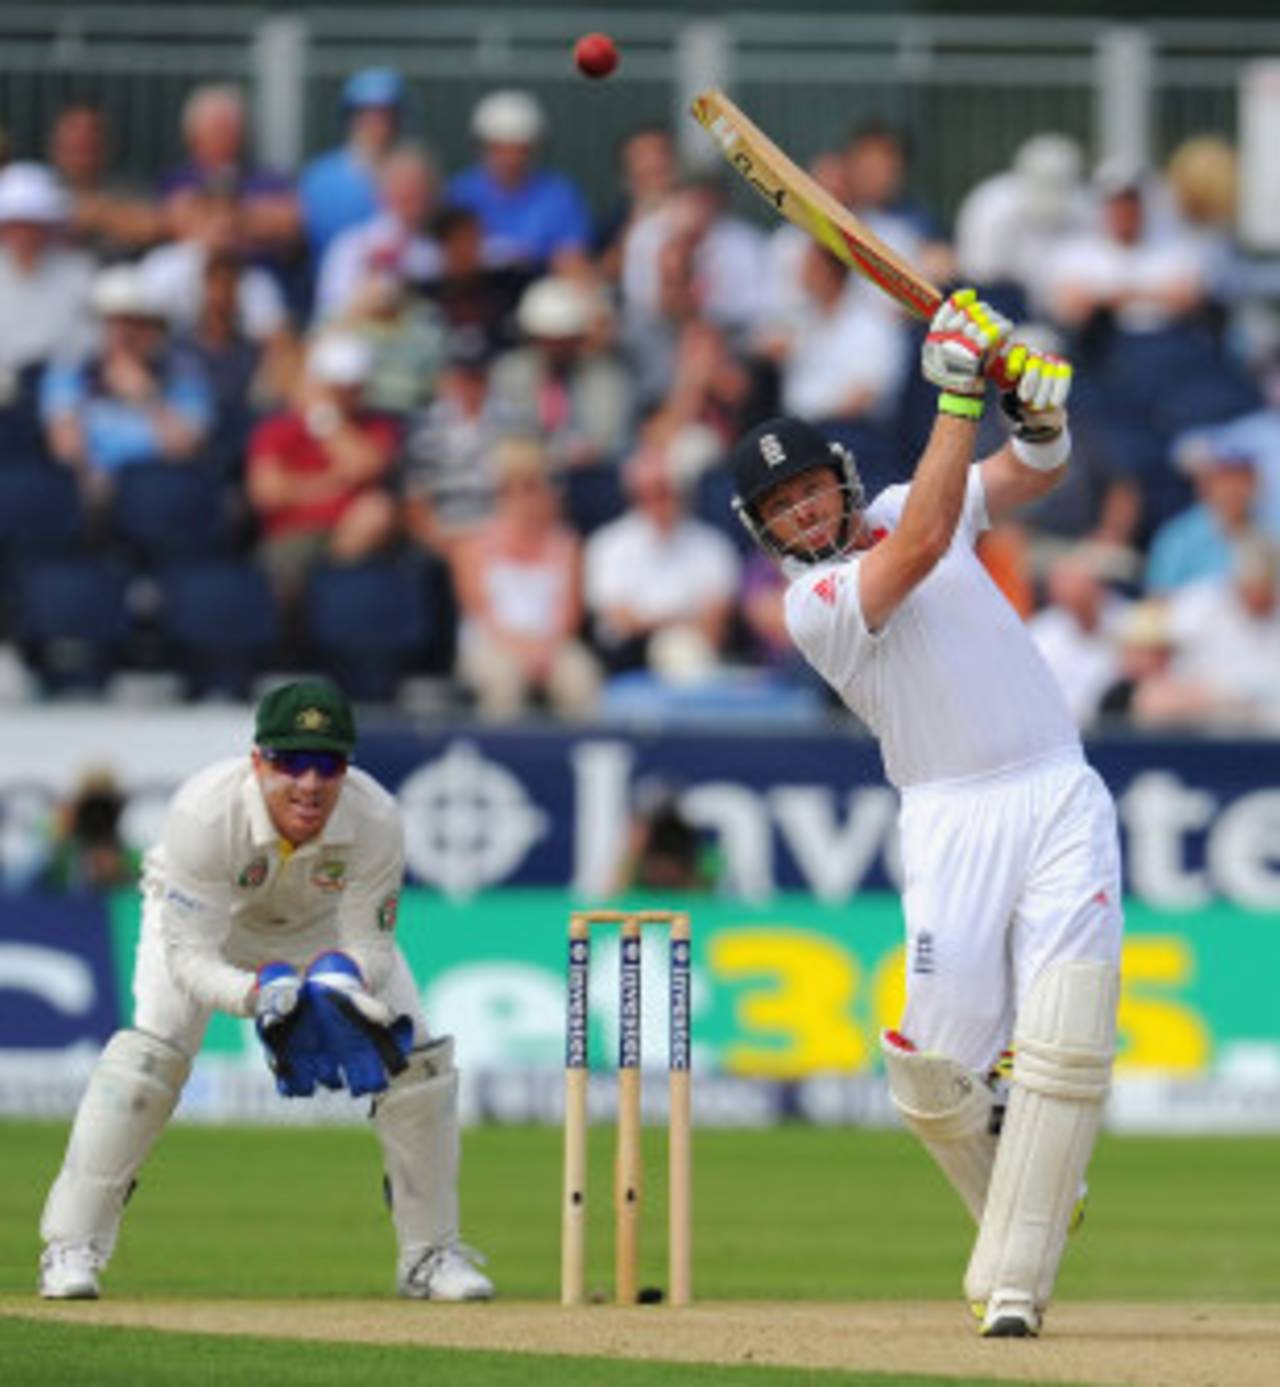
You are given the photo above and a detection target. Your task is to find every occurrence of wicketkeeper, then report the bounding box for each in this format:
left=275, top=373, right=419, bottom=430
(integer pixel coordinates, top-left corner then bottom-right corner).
left=728, top=291, right=1123, bottom=1337
left=39, top=678, right=493, bottom=1303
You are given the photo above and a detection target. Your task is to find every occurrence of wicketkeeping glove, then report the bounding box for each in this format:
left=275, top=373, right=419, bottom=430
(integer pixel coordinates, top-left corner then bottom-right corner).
left=995, top=341, right=1074, bottom=442
left=253, top=962, right=341, bottom=1098
left=303, top=952, right=413, bottom=1098
left=920, top=289, right=1013, bottom=397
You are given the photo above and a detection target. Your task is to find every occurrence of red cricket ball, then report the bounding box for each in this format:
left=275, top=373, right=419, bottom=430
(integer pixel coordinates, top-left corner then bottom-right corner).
left=574, top=32, right=619, bottom=80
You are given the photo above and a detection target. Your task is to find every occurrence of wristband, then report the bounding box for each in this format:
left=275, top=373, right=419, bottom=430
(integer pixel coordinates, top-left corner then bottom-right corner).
left=938, top=392, right=984, bottom=420
left=1012, top=428, right=1071, bottom=472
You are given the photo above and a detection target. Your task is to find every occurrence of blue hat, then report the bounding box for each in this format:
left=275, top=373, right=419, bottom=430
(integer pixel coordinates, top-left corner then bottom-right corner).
left=342, top=68, right=405, bottom=111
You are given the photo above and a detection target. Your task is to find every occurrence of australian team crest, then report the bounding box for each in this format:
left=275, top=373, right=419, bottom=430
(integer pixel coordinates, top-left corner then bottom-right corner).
left=296, top=706, right=330, bottom=734
left=312, top=859, right=348, bottom=893
left=237, top=856, right=269, bottom=889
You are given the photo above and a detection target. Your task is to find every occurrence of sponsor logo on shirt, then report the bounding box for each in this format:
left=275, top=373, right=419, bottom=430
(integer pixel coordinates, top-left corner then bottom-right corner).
left=912, top=930, right=935, bottom=975
left=165, top=886, right=201, bottom=913
left=377, top=892, right=400, bottom=932
left=812, top=574, right=841, bottom=607
left=312, top=859, right=348, bottom=893
left=237, top=856, right=269, bottom=889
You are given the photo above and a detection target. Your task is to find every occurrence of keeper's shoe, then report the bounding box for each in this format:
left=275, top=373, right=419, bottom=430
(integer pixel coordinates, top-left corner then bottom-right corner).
left=980, top=1291, right=1041, bottom=1339
left=39, top=1242, right=103, bottom=1300
left=398, top=1240, right=494, bottom=1301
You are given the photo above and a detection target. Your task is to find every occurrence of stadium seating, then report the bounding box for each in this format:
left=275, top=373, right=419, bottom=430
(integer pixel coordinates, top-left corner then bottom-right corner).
left=160, top=561, right=280, bottom=698
left=0, top=463, right=84, bottom=559
left=110, top=462, right=230, bottom=568
left=14, top=558, right=131, bottom=692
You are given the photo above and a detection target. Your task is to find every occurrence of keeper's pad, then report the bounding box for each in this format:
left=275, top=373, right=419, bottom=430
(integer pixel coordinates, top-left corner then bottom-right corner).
left=41, top=1029, right=191, bottom=1252
left=372, top=1037, right=460, bottom=1256
left=965, top=959, right=1118, bottom=1312
left=882, top=1031, right=998, bottom=1224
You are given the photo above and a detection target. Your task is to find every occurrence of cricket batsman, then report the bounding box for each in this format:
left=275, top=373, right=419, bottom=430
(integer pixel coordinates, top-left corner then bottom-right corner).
left=728, top=291, right=1121, bottom=1337
left=38, top=678, right=494, bottom=1303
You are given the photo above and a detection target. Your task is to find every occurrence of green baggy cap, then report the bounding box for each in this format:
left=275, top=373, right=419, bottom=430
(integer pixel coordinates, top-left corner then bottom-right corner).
left=254, top=679, right=357, bottom=754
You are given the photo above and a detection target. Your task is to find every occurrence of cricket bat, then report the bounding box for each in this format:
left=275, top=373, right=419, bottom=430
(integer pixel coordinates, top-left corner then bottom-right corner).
left=690, top=89, right=943, bottom=321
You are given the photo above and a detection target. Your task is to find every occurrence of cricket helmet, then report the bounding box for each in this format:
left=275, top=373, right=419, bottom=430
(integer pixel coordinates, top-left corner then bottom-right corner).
left=728, top=416, right=866, bottom=565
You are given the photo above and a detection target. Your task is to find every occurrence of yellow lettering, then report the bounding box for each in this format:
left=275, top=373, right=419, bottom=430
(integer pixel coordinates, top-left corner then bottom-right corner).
left=1117, top=937, right=1209, bottom=1073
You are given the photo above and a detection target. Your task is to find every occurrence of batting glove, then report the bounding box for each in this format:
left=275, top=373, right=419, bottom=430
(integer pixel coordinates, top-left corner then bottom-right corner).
left=995, top=341, right=1074, bottom=442
left=253, top=962, right=340, bottom=1098
left=304, top=952, right=413, bottom=1098
left=920, top=289, right=1013, bottom=398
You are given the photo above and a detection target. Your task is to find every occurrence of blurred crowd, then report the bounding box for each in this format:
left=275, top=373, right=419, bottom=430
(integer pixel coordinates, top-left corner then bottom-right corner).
left=3, top=72, right=1280, bottom=732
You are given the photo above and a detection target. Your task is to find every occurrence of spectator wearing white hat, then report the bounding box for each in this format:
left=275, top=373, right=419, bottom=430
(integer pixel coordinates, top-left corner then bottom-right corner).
left=247, top=331, right=400, bottom=603
left=446, top=90, right=592, bottom=273
left=40, top=264, right=213, bottom=499
left=300, top=67, right=407, bottom=259
left=489, top=275, right=629, bottom=469
left=314, top=143, right=443, bottom=320
left=0, top=162, right=96, bottom=381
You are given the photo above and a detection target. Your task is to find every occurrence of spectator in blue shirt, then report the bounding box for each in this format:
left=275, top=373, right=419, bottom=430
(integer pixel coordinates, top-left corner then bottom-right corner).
left=447, top=90, right=592, bottom=274
left=1146, top=445, right=1262, bottom=594
left=299, top=67, right=406, bottom=261
left=41, top=264, right=213, bottom=502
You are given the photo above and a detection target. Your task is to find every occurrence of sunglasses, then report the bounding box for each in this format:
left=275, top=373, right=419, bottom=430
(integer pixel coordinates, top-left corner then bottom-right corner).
left=262, top=749, right=348, bottom=779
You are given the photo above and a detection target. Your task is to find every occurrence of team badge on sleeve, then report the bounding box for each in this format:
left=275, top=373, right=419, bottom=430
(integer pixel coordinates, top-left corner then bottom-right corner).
left=377, top=893, right=400, bottom=932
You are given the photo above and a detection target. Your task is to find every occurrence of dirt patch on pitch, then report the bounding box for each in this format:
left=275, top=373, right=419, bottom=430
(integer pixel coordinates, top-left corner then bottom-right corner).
left=6, top=1298, right=1279, bottom=1385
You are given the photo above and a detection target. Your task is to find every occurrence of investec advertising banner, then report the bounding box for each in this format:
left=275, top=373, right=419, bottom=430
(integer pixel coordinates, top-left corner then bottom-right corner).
left=0, top=707, right=1278, bottom=1129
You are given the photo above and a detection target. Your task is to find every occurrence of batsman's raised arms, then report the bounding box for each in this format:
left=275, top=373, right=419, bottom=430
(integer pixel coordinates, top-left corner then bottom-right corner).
left=690, top=88, right=943, bottom=320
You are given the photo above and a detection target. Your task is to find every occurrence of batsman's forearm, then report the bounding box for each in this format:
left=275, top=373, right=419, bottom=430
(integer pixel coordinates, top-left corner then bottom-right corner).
left=896, top=413, right=980, bottom=561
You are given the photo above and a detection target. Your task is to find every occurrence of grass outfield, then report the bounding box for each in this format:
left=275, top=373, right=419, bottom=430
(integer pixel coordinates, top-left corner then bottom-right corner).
left=2, top=1121, right=1277, bottom=1385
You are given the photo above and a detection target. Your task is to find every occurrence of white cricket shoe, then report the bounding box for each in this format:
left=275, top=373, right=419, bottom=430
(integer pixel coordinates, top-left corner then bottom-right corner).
left=398, top=1241, right=494, bottom=1301
left=39, top=1242, right=104, bottom=1300
left=980, top=1290, right=1041, bottom=1338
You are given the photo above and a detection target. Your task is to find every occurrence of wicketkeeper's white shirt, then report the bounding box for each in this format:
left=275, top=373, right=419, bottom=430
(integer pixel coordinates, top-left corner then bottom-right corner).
left=142, top=758, right=405, bottom=1018
left=785, top=468, right=1080, bottom=789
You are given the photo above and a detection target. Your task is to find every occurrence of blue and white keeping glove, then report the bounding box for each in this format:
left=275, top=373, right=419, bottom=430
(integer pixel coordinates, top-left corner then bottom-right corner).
left=253, top=962, right=340, bottom=1098
left=303, top=952, right=413, bottom=1098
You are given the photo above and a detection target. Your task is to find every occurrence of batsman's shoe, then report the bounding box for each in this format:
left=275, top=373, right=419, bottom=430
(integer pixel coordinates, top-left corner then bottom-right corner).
left=39, top=1241, right=104, bottom=1300
left=398, top=1241, right=494, bottom=1301
left=980, top=1291, right=1041, bottom=1339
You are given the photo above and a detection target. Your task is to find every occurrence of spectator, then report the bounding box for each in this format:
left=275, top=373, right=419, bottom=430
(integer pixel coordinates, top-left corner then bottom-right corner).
left=1164, top=135, right=1239, bottom=296
left=246, top=332, right=399, bottom=606
left=0, top=163, right=95, bottom=380
left=643, top=317, right=758, bottom=459
left=419, top=204, right=525, bottom=350
left=1138, top=536, right=1280, bottom=729
left=140, top=175, right=292, bottom=346
left=175, top=251, right=276, bottom=478
left=299, top=67, right=405, bottom=259
left=315, top=144, right=442, bottom=319
left=448, top=90, right=592, bottom=274
left=38, top=769, right=140, bottom=893
left=1027, top=549, right=1129, bottom=727
left=842, top=120, right=953, bottom=284
left=48, top=101, right=165, bottom=257
left=337, top=266, right=447, bottom=419
left=489, top=275, right=629, bottom=469
left=402, top=328, right=526, bottom=559
left=1045, top=161, right=1205, bottom=335
left=762, top=150, right=850, bottom=326
left=596, top=125, right=680, bottom=280
left=623, top=177, right=768, bottom=351
left=762, top=243, right=907, bottom=425
left=41, top=265, right=213, bottom=501
left=1096, top=598, right=1177, bottom=723
left=613, top=780, right=716, bottom=893
left=1146, top=445, right=1262, bottom=594
left=584, top=445, right=741, bottom=674
left=160, top=84, right=299, bottom=261
left=955, top=134, right=1090, bottom=315
left=451, top=436, right=600, bottom=719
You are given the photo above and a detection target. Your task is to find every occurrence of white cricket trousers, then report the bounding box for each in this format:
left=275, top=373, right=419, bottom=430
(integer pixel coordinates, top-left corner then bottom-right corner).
left=132, top=900, right=429, bottom=1059
left=896, top=748, right=1123, bottom=1077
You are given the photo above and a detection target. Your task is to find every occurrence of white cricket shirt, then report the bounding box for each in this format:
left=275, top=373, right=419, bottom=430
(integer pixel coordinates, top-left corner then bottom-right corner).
left=142, top=758, right=405, bottom=1016
left=785, top=468, right=1080, bottom=788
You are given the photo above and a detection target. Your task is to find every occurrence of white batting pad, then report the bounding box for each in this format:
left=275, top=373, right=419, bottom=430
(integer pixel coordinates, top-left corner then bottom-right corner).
left=882, top=1031, right=998, bottom=1223
left=965, top=960, right=1119, bottom=1312
left=373, top=1036, right=460, bottom=1257
left=41, top=1028, right=191, bottom=1251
